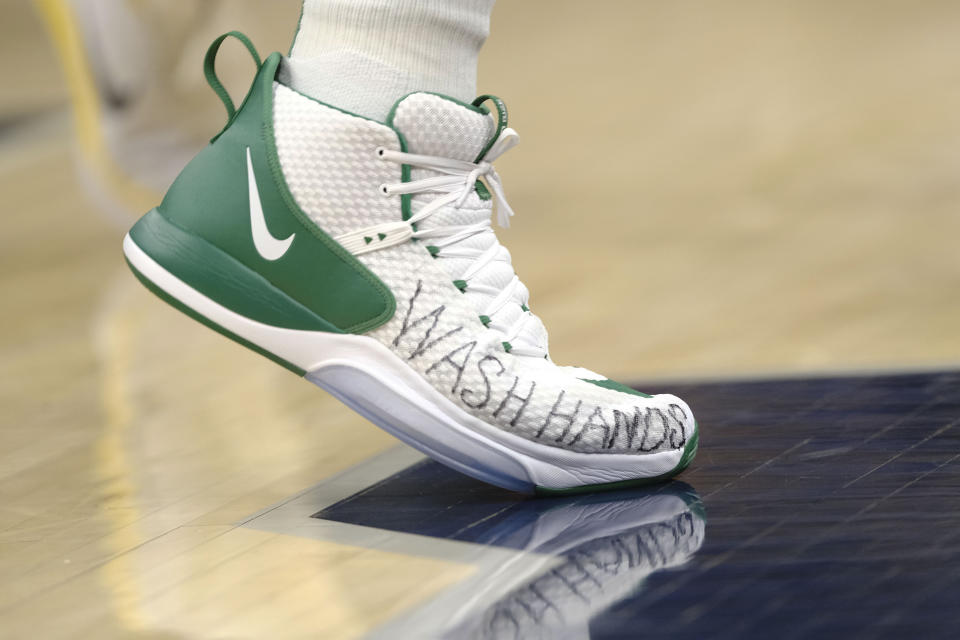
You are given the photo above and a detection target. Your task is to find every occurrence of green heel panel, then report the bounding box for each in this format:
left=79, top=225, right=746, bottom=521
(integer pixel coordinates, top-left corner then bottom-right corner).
left=146, top=34, right=395, bottom=335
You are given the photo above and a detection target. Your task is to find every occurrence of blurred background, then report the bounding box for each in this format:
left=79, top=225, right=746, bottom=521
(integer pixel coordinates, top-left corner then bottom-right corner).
left=2, top=1, right=959, bottom=637
left=7, top=0, right=960, bottom=382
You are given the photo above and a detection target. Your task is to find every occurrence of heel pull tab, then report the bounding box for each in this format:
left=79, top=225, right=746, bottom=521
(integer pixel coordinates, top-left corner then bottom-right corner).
left=471, top=95, right=509, bottom=162
left=203, top=31, right=262, bottom=124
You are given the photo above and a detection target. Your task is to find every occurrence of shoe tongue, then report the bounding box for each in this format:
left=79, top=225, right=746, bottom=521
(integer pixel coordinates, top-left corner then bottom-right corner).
left=388, top=93, right=548, bottom=357
left=388, top=92, right=497, bottom=162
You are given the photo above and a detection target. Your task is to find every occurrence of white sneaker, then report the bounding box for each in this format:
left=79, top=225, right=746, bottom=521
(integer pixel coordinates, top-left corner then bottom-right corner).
left=122, top=32, right=699, bottom=494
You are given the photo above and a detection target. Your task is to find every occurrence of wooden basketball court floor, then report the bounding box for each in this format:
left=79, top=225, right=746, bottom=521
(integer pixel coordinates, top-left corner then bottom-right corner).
left=2, top=1, right=959, bottom=638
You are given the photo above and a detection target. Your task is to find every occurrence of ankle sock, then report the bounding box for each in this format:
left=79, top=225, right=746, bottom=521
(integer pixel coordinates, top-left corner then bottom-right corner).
left=285, top=0, right=495, bottom=122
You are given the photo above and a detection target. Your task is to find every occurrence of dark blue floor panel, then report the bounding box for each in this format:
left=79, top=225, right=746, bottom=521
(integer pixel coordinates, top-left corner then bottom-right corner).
left=316, top=371, right=960, bottom=639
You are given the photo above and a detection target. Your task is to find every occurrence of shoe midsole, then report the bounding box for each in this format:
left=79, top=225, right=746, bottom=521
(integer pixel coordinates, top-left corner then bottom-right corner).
left=123, top=232, right=687, bottom=491
left=129, top=208, right=342, bottom=333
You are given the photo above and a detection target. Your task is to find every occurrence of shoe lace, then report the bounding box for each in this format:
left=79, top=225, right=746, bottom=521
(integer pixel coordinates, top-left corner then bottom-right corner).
left=335, top=128, right=547, bottom=358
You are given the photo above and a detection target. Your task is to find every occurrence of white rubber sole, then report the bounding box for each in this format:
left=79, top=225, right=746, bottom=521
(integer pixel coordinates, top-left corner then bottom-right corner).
left=123, top=233, right=690, bottom=493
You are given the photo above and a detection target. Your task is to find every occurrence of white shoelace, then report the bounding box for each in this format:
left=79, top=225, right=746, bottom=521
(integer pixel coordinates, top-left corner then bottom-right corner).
left=335, top=128, right=547, bottom=358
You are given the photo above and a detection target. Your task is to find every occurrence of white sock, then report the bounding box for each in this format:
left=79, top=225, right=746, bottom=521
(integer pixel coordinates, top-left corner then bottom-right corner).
left=285, top=0, right=495, bottom=122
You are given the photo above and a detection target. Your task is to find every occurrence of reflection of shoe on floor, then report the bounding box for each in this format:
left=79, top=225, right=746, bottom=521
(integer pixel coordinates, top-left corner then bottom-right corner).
left=453, top=486, right=705, bottom=640
left=122, top=32, right=699, bottom=493
left=36, top=0, right=217, bottom=218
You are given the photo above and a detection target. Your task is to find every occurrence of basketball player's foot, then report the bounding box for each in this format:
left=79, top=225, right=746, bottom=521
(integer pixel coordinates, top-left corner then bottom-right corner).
left=122, top=33, right=699, bottom=494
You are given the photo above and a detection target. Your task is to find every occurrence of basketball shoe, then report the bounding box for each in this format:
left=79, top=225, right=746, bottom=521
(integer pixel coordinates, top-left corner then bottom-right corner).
left=122, top=32, right=699, bottom=494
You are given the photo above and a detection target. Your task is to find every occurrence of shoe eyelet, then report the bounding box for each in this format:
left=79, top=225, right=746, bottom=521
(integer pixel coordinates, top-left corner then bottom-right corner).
left=379, top=184, right=390, bottom=196
left=375, top=147, right=386, bottom=158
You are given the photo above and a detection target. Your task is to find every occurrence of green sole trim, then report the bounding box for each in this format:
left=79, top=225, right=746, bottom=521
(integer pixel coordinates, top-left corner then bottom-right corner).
left=131, top=209, right=342, bottom=333
left=125, top=256, right=306, bottom=376
left=534, top=423, right=699, bottom=497
left=582, top=378, right=652, bottom=398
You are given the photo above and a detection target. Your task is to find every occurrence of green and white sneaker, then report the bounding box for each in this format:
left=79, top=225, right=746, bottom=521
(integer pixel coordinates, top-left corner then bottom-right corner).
left=122, top=33, right=699, bottom=494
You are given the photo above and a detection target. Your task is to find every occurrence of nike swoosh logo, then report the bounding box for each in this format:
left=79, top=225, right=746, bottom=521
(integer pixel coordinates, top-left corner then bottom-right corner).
left=247, top=147, right=294, bottom=260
